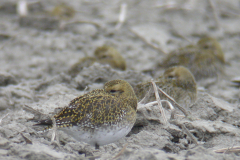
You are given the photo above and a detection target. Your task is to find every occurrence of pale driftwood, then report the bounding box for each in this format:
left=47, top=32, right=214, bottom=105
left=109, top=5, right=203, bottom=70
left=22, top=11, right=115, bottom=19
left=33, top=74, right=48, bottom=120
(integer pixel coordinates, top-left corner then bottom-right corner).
left=130, top=28, right=167, bottom=54
left=157, top=86, right=190, bottom=118
left=0, top=113, right=9, bottom=124
left=139, top=87, right=153, bottom=104
left=51, top=117, right=60, bottom=147
left=59, top=20, right=101, bottom=30
left=181, top=124, right=198, bottom=145
left=115, top=3, right=127, bottom=30
left=151, top=80, right=168, bottom=124
left=111, top=143, right=128, bottom=160
left=17, top=0, right=28, bottom=17
left=214, top=146, right=240, bottom=154
left=208, top=0, right=222, bottom=30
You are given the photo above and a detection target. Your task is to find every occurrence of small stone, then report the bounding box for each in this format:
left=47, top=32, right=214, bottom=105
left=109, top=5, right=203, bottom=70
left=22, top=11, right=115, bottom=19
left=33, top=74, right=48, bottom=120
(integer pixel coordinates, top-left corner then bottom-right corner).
left=71, top=24, right=98, bottom=37
left=0, top=72, right=17, bottom=86
left=0, top=136, right=9, bottom=149
left=209, top=94, right=234, bottom=112
left=0, top=149, right=8, bottom=155
left=0, top=97, right=9, bottom=111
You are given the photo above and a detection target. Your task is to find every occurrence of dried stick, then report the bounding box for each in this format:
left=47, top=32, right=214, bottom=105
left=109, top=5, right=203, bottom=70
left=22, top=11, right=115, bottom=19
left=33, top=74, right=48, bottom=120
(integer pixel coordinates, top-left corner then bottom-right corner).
left=51, top=117, right=60, bottom=147
left=115, top=3, right=127, bottom=30
left=130, top=29, right=167, bottom=54
left=157, top=87, right=190, bottom=117
left=139, top=87, right=153, bottom=104
left=0, top=113, right=9, bottom=124
left=154, top=0, right=194, bottom=10
left=181, top=124, right=198, bottom=145
left=23, top=105, right=44, bottom=116
left=83, top=86, right=89, bottom=94
left=17, top=0, right=28, bottom=17
left=111, top=143, right=128, bottom=160
left=214, top=146, right=240, bottom=154
left=154, top=1, right=177, bottom=9
left=59, top=20, right=101, bottom=30
left=21, top=133, right=33, bottom=144
left=171, top=29, right=193, bottom=44
left=161, top=100, right=176, bottom=120
left=208, top=0, right=221, bottom=29
left=151, top=80, right=168, bottom=124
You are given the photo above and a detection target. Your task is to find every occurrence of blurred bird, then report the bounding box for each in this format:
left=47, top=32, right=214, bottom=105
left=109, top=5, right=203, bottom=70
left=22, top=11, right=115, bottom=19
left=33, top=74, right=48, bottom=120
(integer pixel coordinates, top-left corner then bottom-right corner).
left=94, top=45, right=126, bottom=71
left=68, top=57, right=96, bottom=77
left=68, top=45, right=126, bottom=77
left=50, top=3, right=76, bottom=20
left=231, top=76, right=240, bottom=88
left=35, top=79, right=137, bottom=149
left=158, top=37, right=225, bottom=80
left=134, top=66, right=197, bottom=107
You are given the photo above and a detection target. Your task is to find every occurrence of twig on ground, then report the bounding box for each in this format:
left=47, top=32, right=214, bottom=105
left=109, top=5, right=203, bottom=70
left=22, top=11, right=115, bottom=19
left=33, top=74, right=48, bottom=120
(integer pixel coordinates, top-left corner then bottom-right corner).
left=181, top=124, right=198, bottom=145
left=151, top=80, right=168, bottom=124
left=17, top=0, right=28, bottom=17
left=214, top=146, right=240, bottom=154
left=83, top=86, right=89, bottom=94
left=115, top=3, right=127, bottom=30
left=0, top=113, right=9, bottom=124
left=21, top=133, right=33, bottom=144
left=139, top=87, right=153, bottom=104
left=22, top=105, right=46, bottom=120
left=51, top=117, right=60, bottom=147
left=59, top=20, right=101, bottom=30
left=130, top=29, right=167, bottom=54
left=111, top=143, right=128, bottom=160
left=154, top=0, right=194, bottom=11
left=171, top=29, right=193, bottom=44
left=154, top=1, right=177, bottom=9
left=208, top=0, right=221, bottom=29
left=157, top=86, right=190, bottom=118
left=161, top=100, right=176, bottom=120
left=23, top=105, right=44, bottom=116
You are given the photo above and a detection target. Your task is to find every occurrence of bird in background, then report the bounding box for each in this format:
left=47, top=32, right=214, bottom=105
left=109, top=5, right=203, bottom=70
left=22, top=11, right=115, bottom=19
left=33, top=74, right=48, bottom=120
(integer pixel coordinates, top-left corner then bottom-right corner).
left=68, top=45, right=126, bottom=77
left=35, top=79, right=137, bottom=149
left=134, top=66, right=197, bottom=108
left=158, top=37, right=225, bottom=81
left=50, top=3, right=76, bottom=20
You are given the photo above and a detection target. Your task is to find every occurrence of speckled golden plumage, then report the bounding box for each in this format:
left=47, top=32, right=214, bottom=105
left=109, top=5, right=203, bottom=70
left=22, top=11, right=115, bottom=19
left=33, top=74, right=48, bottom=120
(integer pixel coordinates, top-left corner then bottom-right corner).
left=134, top=66, right=197, bottom=107
left=68, top=45, right=126, bottom=77
left=159, top=37, right=225, bottom=80
left=37, top=79, right=137, bottom=148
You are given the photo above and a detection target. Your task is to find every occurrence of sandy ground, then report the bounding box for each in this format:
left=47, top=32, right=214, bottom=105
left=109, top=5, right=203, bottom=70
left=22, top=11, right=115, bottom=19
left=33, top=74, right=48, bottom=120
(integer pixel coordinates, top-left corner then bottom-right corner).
left=0, top=0, right=240, bottom=159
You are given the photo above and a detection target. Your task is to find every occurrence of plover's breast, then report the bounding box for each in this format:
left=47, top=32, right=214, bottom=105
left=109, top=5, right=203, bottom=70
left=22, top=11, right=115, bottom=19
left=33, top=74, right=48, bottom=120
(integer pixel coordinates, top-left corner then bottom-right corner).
left=61, top=119, right=135, bottom=146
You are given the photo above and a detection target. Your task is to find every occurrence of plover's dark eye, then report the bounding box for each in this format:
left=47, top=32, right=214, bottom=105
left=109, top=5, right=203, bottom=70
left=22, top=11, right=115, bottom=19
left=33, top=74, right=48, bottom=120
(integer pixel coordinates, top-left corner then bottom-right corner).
left=168, top=76, right=174, bottom=79
left=110, top=90, right=117, bottom=93
left=202, top=44, right=210, bottom=49
left=101, top=55, right=110, bottom=59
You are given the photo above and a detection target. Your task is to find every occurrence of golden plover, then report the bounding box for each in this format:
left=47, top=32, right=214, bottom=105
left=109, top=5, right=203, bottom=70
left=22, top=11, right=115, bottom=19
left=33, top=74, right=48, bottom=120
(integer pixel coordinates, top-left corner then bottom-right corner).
left=36, top=79, right=137, bottom=149
left=159, top=37, right=224, bottom=80
left=134, top=66, right=197, bottom=107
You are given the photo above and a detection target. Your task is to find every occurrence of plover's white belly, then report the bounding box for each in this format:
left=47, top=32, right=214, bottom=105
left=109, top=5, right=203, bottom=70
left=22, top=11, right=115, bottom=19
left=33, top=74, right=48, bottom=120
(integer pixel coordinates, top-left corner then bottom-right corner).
left=61, top=123, right=134, bottom=146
